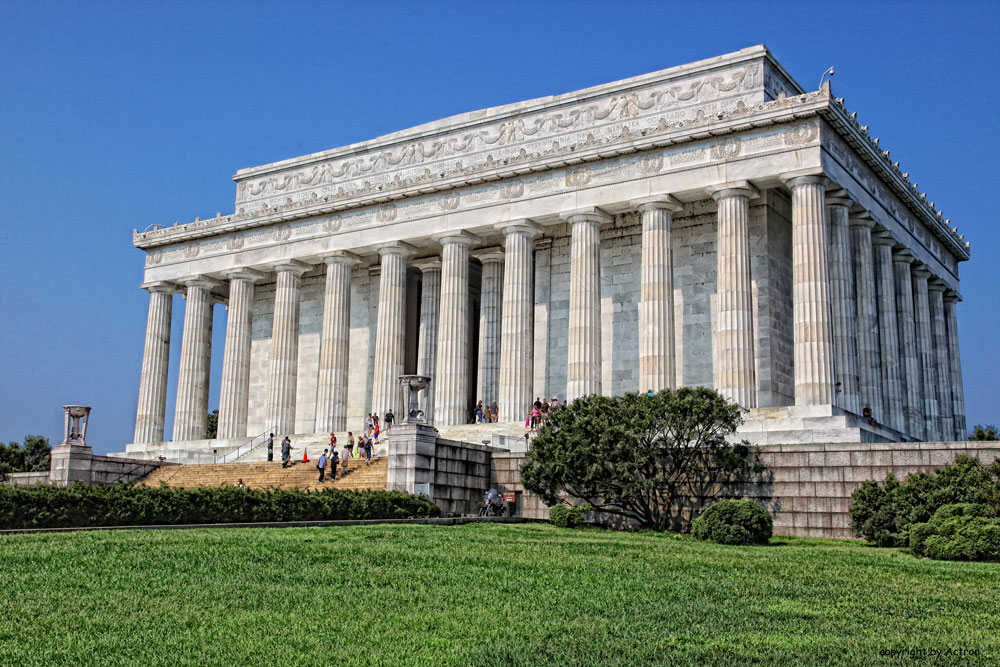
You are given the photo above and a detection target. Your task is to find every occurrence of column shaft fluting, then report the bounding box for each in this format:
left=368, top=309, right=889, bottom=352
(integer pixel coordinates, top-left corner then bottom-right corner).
left=872, top=237, right=905, bottom=433
left=372, top=246, right=410, bottom=421
left=712, top=188, right=756, bottom=408
left=415, top=259, right=441, bottom=424
left=435, top=235, right=474, bottom=425
left=893, top=252, right=923, bottom=439
left=827, top=195, right=860, bottom=413
left=134, top=284, right=174, bottom=443
left=315, top=253, right=358, bottom=433
left=788, top=176, right=835, bottom=406
left=911, top=268, right=939, bottom=440
left=637, top=199, right=680, bottom=393
left=566, top=213, right=604, bottom=401
left=944, top=294, right=966, bottom=440
left=475, top=251, right=504, bottom=407
left=266, top=262, right=308, bottom=435
left=217, top=271, right=261, bottom=439
left=173, top=279, right=215, bottom=441
left=928, top=285, right=954, bottom=441
left=498, top=222, right=539, bottom=421
left=850, top=217, right=883, bottom=422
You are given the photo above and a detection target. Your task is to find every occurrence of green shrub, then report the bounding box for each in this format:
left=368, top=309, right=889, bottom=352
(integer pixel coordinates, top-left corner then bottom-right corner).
left=908, top=503, right=1000, bottom=561
left=691, top=500, right=772, bottom=545
left=849, top=456, right=1000, bottom=547
left=549, top=503, right=591, bottom=528
left=0, top=484, right=440, bottom=530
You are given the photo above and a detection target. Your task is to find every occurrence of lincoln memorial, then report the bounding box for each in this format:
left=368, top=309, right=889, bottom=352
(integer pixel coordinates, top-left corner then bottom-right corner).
left=117, top=46, right=969, bottom=460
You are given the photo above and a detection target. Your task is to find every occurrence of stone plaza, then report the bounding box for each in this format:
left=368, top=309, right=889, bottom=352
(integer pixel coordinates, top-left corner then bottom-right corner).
left=115, top=45, right=969, bottom=462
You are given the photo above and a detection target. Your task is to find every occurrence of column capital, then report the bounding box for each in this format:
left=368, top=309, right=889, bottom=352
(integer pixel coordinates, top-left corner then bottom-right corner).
left=180, top=275, right=221, bottom=291
left=322, top=250, right=361, bottom=267
left=272, top=259, right=311, bottom=276
left=911, top=263, right=932, bottom=280
left=825, top=189, right=854, bottom=209
left=943, top=289, right=962, bottom=303
left=496, top=219, right=542, bottom=238
left=871, top=231, right=897, bottom=247
left=707, top=181, right=759, bottom=201
left=927, top=279, right=948, bottom=293
left=141, top=280, right=178, bottom=294
left=560, top=206, right=611, bottom=225
left=412, top=257, right=442, bottom=273
left=225, top=268, right=265, bottom=283
left=376, top=241, right=418, bottom=258
left=849, top=211, right=877, bottom=230
left=433, top=230, right=480, bottom=247
left=779, top=170, right=829, bottom=189
left=631, top=194, right=683, bottom=213
left=472, top=247, right=505, bottom=264
left=891, top=248, right=915, bottom=265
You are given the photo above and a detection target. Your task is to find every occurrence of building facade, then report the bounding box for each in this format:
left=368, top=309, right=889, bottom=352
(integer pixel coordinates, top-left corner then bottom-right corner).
left=126, top=46, right=969, bottom=455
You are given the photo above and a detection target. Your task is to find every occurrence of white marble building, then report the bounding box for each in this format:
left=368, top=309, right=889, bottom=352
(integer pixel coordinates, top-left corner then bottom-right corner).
left=123, top=46, right=969, bottom=457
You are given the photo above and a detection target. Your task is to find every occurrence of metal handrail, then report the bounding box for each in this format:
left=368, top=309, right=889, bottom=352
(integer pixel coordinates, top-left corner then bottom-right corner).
left=108, top=460, right=163, bottom=485
left=215, top=428, right=275, bottom=464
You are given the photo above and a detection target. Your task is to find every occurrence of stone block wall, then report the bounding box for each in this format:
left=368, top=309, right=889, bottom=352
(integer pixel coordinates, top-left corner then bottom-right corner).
left=488, top=442, right=1000, bottom=537
left=2, top=471, right=51, bottom=486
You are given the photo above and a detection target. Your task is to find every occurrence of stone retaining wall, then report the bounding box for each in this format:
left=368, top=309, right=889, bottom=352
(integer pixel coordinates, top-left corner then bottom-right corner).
left=490, top=442, right=1000, bottom=538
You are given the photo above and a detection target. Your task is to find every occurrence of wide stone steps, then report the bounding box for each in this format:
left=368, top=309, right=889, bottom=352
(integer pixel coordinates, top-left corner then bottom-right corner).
left=140, top=457, right=387, bottom=492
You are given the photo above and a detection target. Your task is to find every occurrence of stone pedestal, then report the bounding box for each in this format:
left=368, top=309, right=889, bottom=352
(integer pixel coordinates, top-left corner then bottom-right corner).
left=386, top=422, right=439, bottom=497
left=49, top=444, right=95, bottom=486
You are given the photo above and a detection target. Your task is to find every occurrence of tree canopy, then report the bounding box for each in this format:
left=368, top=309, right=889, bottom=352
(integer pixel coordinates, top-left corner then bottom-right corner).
left=969, top=424, right=999, bottom=442
left=0, top=436, right=51, bottom=481
left=520, top=388, right=765, bottom=530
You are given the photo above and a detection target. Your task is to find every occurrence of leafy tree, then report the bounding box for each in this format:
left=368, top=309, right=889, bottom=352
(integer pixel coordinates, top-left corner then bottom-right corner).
left=969, top=424, right=999, bottom=441
left=207, top=410, right=219, bottom=439
left=0, top=436, right=50, bottom=480
left=520, top=388, right=766, bottom=530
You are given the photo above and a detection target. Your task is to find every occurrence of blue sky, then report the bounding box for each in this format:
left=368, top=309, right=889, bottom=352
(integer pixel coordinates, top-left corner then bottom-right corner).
left=1, top=1, right=997, bottom=454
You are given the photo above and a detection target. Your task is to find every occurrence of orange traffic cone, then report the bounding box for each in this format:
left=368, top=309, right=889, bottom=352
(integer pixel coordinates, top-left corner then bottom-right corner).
left=302, top=449, right=309, bottom=463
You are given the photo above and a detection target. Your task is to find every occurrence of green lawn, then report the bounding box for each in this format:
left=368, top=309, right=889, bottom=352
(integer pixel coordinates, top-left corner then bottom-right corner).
left=0, top=523, right=997, bottom=665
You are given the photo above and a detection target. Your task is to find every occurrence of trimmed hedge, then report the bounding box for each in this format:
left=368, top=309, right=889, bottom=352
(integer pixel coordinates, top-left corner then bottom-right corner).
left=849, top=456, right=1000, bottom=547
left=0, top=483, right=440, bottom=530
left=691, top=500, right=772, bottom=545
left=909, top=503, right=1000, bottom=562
left=549, top=503, right=591, bottom=528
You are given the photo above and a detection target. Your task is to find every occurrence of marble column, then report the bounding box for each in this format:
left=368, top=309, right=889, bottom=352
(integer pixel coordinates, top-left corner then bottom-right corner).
left=414, top=258, right=442, bottom=424
left=265, top=261, right=310, bottom=436
left=217, top=269, right=263, bottom=440
left=928, top=282, right=954, bottom=441
left=315, top=252, right=359, bottom=434
left=849, top=214, right=883, bottom=423
left=497, top=221, right=540, bottom=422
left=826, top=191, right=860, bottom=414
left=944, top=292, right=966, bottom=440
left=372, top=243, right=414, bottom=422
left=434, top=232, right=477, bottom=426
left=911, top=264, right=939, bottom=441
left=893, top=250, right=923, bottom=440
left=786, top=175, right=835, bottom=406
left=134, top=282, right=175, bottom=444
left=173, top=277, right=217, bottom=442
left=634, top=196, right=683, bottom=393
left=564, top=208, right=607, bottom=401
left=710, top=184, right=757, bottom=408
left=474, top=248, right=504, bottom=408
left=872, top=233, right=905, bottom=432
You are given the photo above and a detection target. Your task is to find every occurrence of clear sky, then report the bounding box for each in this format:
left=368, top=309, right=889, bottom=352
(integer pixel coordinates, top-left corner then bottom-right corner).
left=1, top=1, right=997, bottom=454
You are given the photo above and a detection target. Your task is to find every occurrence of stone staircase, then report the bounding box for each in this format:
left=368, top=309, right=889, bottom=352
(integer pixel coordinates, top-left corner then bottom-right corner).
left=140, top=456, right=387, bottom=492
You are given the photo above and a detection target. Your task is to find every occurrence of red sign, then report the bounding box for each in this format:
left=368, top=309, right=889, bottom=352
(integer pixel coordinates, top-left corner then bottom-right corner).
left=502, top=491, right=516, bottom=503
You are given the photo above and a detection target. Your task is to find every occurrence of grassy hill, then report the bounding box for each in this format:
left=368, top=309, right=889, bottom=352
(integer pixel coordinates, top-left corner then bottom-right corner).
left=1, top=523, right=997, bottom=665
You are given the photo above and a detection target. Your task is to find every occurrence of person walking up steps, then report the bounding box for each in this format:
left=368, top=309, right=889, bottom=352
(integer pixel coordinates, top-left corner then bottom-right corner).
left=384, top=409, right=394, bottom=431
left=317, top=449, right=328, bottom=483
left=280, top=436, right=292, bottom=468
left=266, top=433, right=274, bottom=462
left=345, top=431, right=354, bottom=459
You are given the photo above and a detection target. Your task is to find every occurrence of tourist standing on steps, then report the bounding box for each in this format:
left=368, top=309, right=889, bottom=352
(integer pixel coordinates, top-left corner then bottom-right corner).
left=266, top=433, right=274, bottom=461
left=366, top=413, right=374, bottom=436
left=475, top=401, right=484, bottom=423
left=345, top=431, right=355, bottom=459
left=491, top=400, right=499, bottom=423
left=280, top=436, right=292, bottom=468
left=329, top=448, right=339, bottom=481
left=363, top=434, right=373, bottom=464
left=384, top=409, right=394, bottom=431
left=317, top=449, right=328, bottom=483
left=329, top=432, right=337, bottom=451
left=373, top=420, right=380, bottom=444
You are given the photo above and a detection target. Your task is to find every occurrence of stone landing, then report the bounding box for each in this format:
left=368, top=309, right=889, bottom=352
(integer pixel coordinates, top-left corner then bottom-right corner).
left=738, top=404, right=907, bottom=445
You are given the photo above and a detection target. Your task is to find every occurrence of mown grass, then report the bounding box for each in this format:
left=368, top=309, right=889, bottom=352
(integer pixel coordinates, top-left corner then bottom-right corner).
left=0, top=523, right=997, bottom=665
